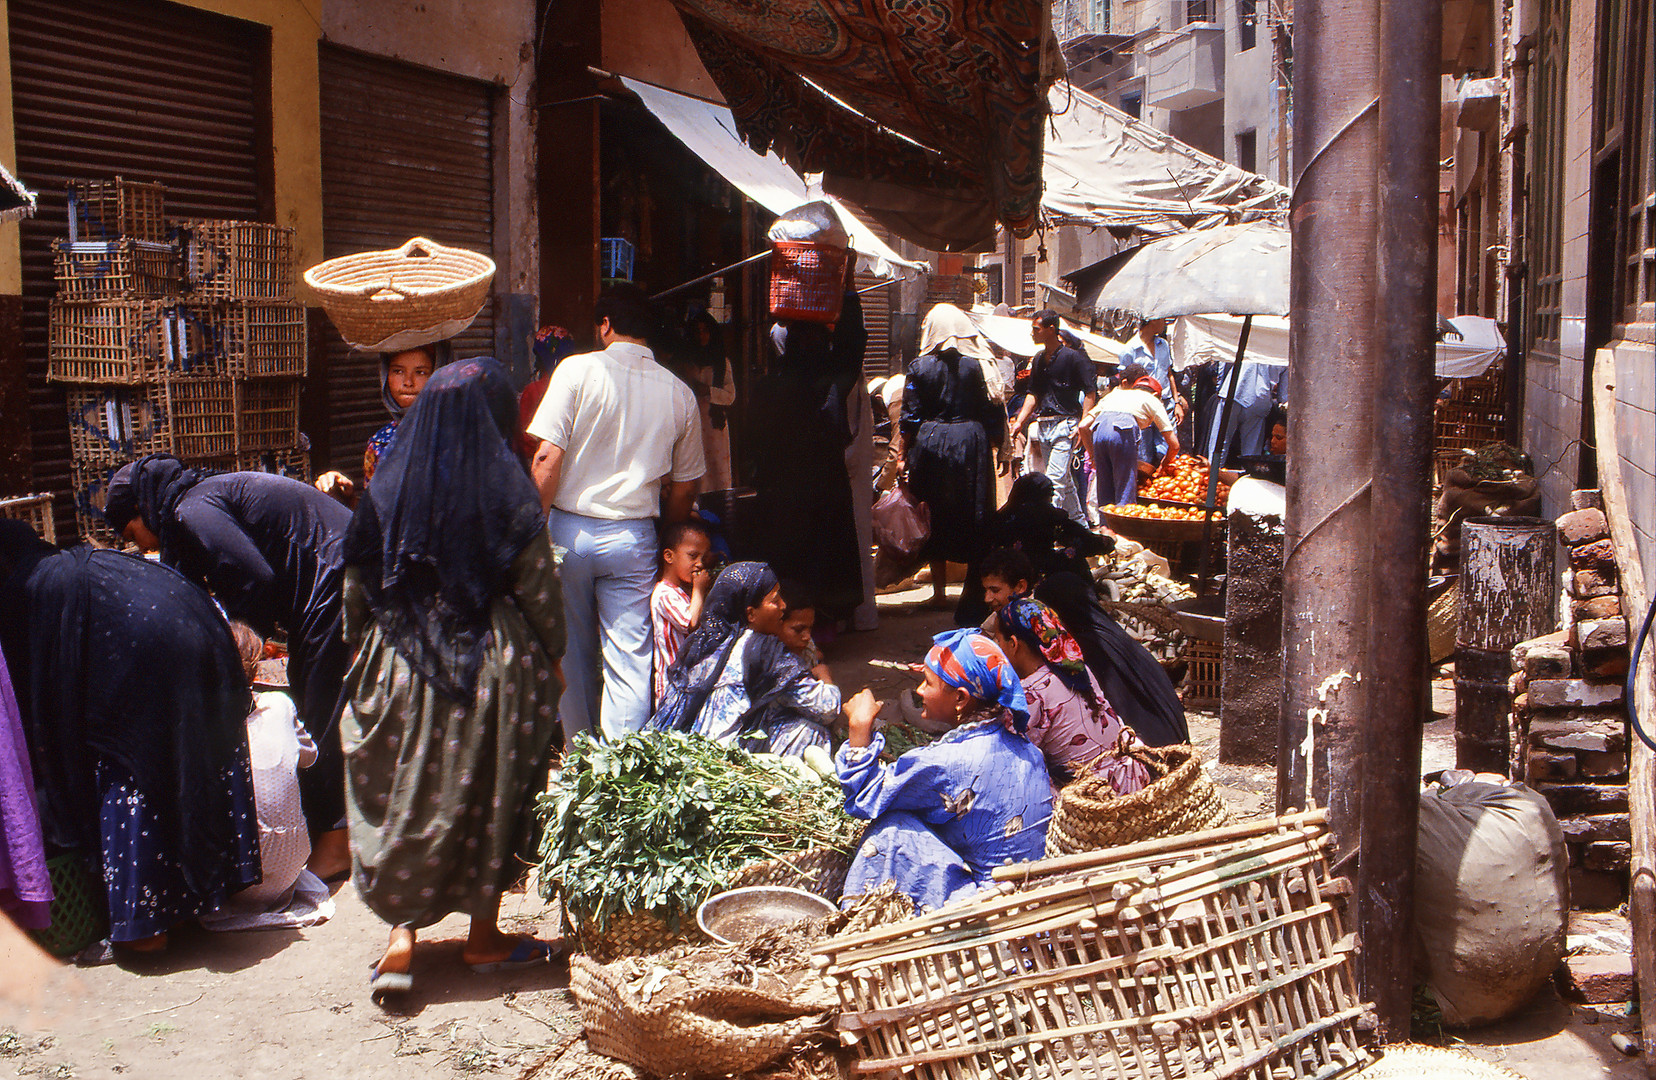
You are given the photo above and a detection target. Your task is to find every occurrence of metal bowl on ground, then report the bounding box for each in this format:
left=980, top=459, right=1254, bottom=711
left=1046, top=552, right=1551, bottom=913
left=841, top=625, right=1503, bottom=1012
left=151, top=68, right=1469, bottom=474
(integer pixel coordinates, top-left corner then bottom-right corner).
left=696, top=885, right=838, bottom=946
left=1169, top=595, right=1226, bottom=643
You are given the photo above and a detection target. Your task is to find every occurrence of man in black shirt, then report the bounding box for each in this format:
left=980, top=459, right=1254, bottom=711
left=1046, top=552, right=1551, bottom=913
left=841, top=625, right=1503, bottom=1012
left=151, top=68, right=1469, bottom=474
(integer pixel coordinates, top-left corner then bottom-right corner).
left=1012, top=310, right=1096, bottom=525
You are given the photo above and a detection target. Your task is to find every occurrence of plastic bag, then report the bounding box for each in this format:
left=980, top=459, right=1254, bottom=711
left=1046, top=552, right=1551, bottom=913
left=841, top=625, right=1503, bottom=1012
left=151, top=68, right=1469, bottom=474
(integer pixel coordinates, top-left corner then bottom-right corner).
left=873, top=483, right=930, bottom=558
left=767, top=200, right=850, bottom=248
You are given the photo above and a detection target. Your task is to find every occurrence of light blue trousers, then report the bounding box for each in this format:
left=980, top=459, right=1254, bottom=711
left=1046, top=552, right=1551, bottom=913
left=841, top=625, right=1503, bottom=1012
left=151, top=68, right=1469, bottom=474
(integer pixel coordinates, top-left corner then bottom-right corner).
left=548, top=509, right=656, bottom=744
left=1028, top=416, right=1086, bottom=525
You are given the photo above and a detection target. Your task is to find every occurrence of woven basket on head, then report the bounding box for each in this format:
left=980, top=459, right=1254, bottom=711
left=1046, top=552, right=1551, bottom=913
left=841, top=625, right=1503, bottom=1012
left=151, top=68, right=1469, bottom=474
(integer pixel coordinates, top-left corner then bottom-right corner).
left=304, top=236, right=494, bottom=352
left=1045, top=743, right=1231, bottom=857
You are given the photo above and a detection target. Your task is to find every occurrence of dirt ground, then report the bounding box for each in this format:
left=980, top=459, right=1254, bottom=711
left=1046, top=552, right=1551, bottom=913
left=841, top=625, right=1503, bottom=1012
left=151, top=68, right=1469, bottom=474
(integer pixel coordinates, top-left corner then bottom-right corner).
left=0, top=586, right=1645, bottom=1079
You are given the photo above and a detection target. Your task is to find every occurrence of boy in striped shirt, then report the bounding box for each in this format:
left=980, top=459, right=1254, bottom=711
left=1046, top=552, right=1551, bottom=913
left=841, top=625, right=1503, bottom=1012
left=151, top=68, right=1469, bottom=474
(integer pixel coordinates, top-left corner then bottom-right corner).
left=651, top=519, right=713, bottom=709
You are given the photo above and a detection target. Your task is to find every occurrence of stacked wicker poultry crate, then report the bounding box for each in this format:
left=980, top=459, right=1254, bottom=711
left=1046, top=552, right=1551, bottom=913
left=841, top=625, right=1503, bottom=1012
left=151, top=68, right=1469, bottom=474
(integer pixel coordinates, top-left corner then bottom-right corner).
left=47, top=178, right=305, bottom=543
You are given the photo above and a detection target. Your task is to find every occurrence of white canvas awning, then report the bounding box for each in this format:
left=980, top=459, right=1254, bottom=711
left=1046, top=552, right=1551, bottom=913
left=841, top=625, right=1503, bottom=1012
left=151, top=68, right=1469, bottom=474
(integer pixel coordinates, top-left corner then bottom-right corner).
left=620, top=76, right=924, bottom=280
left=1175, top=313, right=1509, bottom=378
left=968, top=309, right=1126, bottom=360
left=1041, top=85, right=1286, bottom=233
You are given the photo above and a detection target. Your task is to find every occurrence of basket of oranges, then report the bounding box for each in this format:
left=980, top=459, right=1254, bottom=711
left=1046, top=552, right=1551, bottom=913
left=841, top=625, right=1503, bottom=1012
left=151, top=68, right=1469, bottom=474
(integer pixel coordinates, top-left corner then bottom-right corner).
left=1139, top=456, right=1232, bottom=507
left=1100, top=502, right=1217, bottom=542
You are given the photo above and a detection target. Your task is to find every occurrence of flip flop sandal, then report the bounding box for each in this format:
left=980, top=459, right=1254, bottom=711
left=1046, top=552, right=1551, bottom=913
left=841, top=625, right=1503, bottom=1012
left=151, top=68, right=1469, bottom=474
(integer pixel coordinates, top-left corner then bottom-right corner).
left=369, top=962, right=414, bottom=1004
left=467, top=938, right=561, bottom=974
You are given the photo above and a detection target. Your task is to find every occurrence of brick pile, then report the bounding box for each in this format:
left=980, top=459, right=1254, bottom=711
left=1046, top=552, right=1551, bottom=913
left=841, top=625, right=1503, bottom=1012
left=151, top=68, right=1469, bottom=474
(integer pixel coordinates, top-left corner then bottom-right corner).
left=1510, top=489, right=1632, bottom=911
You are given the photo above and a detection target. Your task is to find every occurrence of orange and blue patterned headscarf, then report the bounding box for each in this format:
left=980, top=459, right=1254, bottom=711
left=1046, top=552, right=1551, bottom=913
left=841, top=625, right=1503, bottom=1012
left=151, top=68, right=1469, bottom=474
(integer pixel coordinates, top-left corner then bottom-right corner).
left=924, top=628, right=1030, bottom=732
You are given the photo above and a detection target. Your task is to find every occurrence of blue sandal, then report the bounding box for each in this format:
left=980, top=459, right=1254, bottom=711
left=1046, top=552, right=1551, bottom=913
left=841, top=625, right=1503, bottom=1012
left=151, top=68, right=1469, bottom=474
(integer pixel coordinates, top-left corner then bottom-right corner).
left=467, top=938, right=560, bottom=973
left=369, top=962, right=413, bottom=1003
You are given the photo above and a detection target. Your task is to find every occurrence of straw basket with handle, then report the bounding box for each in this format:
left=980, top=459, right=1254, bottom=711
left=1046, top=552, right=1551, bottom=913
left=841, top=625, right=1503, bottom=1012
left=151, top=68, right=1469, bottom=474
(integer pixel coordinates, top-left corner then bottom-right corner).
left=1045, top=742, right=1231, bottom=856
left=304, top=237, right=494, bottom=352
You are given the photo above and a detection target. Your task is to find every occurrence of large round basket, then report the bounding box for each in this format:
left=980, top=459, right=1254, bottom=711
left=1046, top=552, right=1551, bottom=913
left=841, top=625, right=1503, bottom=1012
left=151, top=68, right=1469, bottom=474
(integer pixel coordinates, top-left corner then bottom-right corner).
left=1101, top=508, right=1216, bottom=544
left=304, top=236, right=495, bottom=352
left=1045, top=744, right=1231, bottom=857
left=562, top=841, right=856, bottom=962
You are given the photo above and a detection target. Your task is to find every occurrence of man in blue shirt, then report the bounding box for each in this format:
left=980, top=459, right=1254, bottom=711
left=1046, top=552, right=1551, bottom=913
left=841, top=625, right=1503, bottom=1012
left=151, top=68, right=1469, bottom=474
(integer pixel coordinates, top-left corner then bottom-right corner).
left=1116, top=319, right=1187, bottom=465
left=1012, top=310, right=1096, bottom=525
left=1203, top=359, right=1285, bottom=463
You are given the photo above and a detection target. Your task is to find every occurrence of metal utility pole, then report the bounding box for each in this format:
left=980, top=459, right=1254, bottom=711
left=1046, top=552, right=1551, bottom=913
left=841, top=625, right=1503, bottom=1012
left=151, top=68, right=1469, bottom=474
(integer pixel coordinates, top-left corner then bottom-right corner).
left=1363, top=0, right=1442, bottom=1038
left=1279, top=0, right=1378, bottom=866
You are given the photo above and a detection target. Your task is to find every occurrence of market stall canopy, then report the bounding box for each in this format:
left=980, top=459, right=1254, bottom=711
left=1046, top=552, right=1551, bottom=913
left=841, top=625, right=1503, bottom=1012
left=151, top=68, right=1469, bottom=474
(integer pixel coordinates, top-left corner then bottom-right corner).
left=1041, top=85, right=1286, bottom=234
left=0, top=163, right=37, bottom=223
left=968, top=308, right=1126, bottom=360
left=1176, top=312, right=1509, bottom=378
left=1065, top=221, right=1290, bottom=319
left=621, top=76, right=924, bottom=280
left=667, top=0, right=1054, bottom=252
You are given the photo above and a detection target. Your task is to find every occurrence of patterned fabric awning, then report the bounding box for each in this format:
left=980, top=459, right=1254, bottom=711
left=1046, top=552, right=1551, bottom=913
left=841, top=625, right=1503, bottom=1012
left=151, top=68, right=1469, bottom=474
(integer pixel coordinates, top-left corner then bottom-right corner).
left=668, top=0, right=1054, bottom=251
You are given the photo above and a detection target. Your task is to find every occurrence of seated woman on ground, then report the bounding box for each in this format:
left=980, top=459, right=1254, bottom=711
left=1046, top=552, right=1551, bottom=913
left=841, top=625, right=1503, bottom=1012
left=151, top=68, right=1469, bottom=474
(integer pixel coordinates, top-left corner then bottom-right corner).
left=1034, top=572, right=1189, bottom=747
left=649, top=562, right=865, bottom=758
left=989, top=599, right=1150, bottom=791
left=836, top=628, right=1052, bottom=912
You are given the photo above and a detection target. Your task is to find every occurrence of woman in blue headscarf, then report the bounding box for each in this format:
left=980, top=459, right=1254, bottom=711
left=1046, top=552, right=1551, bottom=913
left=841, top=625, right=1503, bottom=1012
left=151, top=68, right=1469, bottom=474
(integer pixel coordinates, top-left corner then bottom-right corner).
left=835, top=628, right=1052, bottom=911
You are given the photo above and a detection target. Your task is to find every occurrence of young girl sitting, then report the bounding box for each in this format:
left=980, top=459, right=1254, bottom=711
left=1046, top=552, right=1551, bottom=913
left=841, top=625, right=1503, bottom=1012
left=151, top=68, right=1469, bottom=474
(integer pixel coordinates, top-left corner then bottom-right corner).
left=990, top=598, right=1150, bottom=792
left=227, top=623, right=318, bottom=911
left=836, top=628, right=1052, bottom=911
left=649, top=563, right=858, bottom=757
left=766, top=580, right=835, bottom=756
left=651, top=519, right=713, bottom=710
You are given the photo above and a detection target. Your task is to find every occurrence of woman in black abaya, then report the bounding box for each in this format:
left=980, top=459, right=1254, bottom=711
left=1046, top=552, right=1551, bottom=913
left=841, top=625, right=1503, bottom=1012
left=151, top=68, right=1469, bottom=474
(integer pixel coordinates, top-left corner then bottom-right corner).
left=0, top=521, right=259, bottom=956
left=1035, top=571, right=1189, bottom=746
left=101, top=455, right=354, bottom=879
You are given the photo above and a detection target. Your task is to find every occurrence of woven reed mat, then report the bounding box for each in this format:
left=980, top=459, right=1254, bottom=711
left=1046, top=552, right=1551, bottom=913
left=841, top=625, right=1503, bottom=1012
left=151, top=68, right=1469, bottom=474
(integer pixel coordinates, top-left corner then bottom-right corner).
left=1045, top=743, right=1231, bottom=857
left=571, top=887, right=912, bottom=1079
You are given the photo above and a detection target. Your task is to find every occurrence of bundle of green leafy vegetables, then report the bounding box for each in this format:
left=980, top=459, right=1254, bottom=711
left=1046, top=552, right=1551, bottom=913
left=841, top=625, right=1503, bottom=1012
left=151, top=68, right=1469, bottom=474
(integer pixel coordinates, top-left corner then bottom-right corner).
left=535, top=731, right=860, bottom=929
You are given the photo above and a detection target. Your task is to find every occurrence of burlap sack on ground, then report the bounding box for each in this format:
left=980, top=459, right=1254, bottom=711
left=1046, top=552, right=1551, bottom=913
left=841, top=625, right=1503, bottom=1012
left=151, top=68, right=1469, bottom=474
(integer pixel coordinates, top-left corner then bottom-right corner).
left=1413, top=780, right=1568, bottom=1027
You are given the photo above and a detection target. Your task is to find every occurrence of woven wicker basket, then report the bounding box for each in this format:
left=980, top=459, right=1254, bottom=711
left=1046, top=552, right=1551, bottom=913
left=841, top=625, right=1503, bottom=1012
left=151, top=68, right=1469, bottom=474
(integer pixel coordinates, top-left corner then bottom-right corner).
left=305, top=237, right=494, bottom=352
left=1045, top=743, right=1231, bottom=857
left=565, top=841, right=856, bottom=962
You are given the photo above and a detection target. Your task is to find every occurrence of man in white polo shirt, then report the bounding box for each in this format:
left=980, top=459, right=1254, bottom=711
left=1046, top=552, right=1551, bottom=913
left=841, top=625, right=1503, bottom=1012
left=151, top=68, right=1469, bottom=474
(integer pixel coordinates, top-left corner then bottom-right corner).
left=528, top=286, right=705, bottom=742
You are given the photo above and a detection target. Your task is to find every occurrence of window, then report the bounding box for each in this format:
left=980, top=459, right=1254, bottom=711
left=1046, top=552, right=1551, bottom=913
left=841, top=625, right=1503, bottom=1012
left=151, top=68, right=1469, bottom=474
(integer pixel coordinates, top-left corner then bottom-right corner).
left=1238, top=0, right=1257, bottom=50
left=1186, top=0, right=1214, bottom=25
left=1236, top=129, right=1257, bottom=173
left=1021, top=255, right=1038, bottom=305
left=1121, top=91, right=1143, bottom=119
left=1528, top=1, right=1568, bottom=346
left=1608, top=0, right=1655, bottom=325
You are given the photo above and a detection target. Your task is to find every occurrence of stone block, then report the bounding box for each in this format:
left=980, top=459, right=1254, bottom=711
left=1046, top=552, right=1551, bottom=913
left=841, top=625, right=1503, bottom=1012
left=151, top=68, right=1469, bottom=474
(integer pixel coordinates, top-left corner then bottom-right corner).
left=1572, top=595, right=1622, bottom=620
left=1569, top=539, right=1619, bottom=571
left=1557, top=952, right=1634, bottom=1002
left=1527, top=749, right=1578, bottom=781
left=1577, top=749, right=1629, bottom=777
left=1528, top=679, right=1625, bottom=709
left=1571, top=489, right=1605, bottom=511
left=1578, top=618, right=1628, bottom=650
left=1568, top=868, right=1630, bottom=912
left=1509, top=672, right=1528, bottom=697
left=1584, top=841, right=1632, bottom=872
left=1558, top=508, right=1609, bottom=545
left=1571, top=569, right=1619, bottom=598
left=1557, top=814, right=1632, bottom=843
left=1535, top=783, right=1630, bottom=815
left=1512, top=630, right=1572, bottom=670
left=1528, top=713, right=1627, bottom=752
left=1583, top=650, right=1631, bottom=680
left=1522, top=643, right=1573, bottom=679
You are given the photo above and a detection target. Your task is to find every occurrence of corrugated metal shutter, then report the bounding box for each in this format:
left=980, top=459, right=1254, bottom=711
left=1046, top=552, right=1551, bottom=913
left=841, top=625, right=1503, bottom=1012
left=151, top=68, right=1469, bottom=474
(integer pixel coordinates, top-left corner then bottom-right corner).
left=855, top=273, right=893, bottom=381
left=9, top=0, right=268, bottom=537
left=318, top=45, right=497, bottom=477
